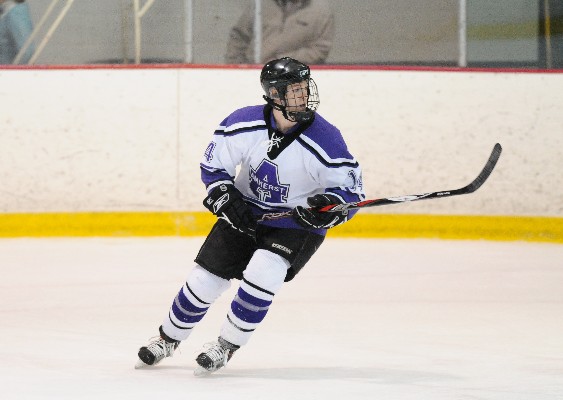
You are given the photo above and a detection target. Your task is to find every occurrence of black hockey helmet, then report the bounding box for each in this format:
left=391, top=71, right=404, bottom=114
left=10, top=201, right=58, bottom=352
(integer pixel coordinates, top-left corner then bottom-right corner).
left=260, top=57, right=319, bottom=123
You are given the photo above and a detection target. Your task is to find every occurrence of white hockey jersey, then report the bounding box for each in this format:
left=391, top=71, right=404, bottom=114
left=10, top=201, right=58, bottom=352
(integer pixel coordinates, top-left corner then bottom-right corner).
left=200, top=104, right=365, bottom=234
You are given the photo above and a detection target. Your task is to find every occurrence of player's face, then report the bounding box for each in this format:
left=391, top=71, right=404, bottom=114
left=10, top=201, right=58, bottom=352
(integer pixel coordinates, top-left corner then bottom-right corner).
left=284, top=81, right=309, bottom=112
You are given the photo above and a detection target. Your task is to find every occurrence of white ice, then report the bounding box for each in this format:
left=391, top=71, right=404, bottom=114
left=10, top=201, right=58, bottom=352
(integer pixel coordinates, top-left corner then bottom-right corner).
left=1, top=237, right=562, bottom=400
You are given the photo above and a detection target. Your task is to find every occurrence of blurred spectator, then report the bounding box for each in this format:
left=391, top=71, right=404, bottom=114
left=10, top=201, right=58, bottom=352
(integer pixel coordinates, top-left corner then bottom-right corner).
left=225, top=0, right=334, bottom=65
left=0, top=0, right=35, bottom=64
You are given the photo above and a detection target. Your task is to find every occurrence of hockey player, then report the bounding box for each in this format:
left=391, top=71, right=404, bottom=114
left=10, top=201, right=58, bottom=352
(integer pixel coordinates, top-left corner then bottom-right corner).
left=135, top=57, right=365, bottom=375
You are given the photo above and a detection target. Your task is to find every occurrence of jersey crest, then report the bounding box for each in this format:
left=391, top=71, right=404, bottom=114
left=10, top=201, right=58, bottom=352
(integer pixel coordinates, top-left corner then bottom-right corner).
left=249, top=159, right=289, bottom=203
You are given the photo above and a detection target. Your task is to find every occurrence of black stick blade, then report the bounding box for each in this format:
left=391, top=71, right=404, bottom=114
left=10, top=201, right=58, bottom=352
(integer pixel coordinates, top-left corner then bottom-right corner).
left=462, top=143, right=502, bottom=194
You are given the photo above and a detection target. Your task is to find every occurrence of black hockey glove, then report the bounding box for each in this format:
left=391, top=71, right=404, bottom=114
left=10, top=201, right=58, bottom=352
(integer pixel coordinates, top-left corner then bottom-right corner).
left=203, top=184, right=257, bottom=238
left=292, top=193, right=348, bottom=229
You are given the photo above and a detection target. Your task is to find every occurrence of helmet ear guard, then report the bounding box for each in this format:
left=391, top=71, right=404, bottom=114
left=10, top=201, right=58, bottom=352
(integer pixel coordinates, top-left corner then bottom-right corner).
left=260, top=57, right=319, bottom=123
left=266, top=86, right=281, bottom=101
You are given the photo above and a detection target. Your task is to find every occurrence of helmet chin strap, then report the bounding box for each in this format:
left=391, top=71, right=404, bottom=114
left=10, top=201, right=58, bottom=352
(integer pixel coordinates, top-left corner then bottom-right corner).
left=263, top=95, right=294, bottom=122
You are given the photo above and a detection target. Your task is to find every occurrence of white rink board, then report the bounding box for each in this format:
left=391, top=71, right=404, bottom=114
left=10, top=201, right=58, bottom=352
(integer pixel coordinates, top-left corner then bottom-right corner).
left=0, top=67, right=562, bottom=216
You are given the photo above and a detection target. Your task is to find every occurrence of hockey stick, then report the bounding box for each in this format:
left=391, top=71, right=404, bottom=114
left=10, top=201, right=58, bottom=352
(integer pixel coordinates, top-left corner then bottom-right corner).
left=259, top=143, right=502, bottom=222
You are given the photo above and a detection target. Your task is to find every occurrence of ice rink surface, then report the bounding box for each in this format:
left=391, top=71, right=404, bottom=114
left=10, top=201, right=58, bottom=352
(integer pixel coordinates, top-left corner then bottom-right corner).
left=1, top=237, right=562, bottom=400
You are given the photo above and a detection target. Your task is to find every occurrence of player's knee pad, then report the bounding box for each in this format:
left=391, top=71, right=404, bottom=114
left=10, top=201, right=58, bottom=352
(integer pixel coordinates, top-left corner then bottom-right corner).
left=187, top=264, right=232, bottom=303
left=242, top=249, right=290, bottom=295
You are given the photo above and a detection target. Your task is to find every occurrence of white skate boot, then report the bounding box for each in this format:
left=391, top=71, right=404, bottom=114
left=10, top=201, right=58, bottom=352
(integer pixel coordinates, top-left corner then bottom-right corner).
left=135, top=326, right=180, bottom=369
left=194, top=337, right=239, bottom=376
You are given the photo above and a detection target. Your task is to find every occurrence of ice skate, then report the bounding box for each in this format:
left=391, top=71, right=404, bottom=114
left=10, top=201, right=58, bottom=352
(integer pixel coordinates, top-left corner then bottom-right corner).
left=135, top=326, right=180, bottom=369
left=194, top=337, right=239, bottom=376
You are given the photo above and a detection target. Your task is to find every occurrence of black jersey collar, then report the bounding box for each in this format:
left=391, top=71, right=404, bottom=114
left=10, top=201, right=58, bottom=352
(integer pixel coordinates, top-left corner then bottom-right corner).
left=263, top=104, right=315, bottom=160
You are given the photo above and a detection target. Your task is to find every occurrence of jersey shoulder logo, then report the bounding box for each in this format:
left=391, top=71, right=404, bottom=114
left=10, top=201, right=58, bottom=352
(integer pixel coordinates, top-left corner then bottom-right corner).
left=204, top=142, right=216, bottom=162
left=249, top=159, right=289, bottom=203
left=348, top=170, right=363, bottom=191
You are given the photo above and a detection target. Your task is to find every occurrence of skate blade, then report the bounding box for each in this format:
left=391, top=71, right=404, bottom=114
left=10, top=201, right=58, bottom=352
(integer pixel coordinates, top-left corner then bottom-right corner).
left=134, top=358, right=151, bottom=369
left=193, top=366, right=213, bottom=377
